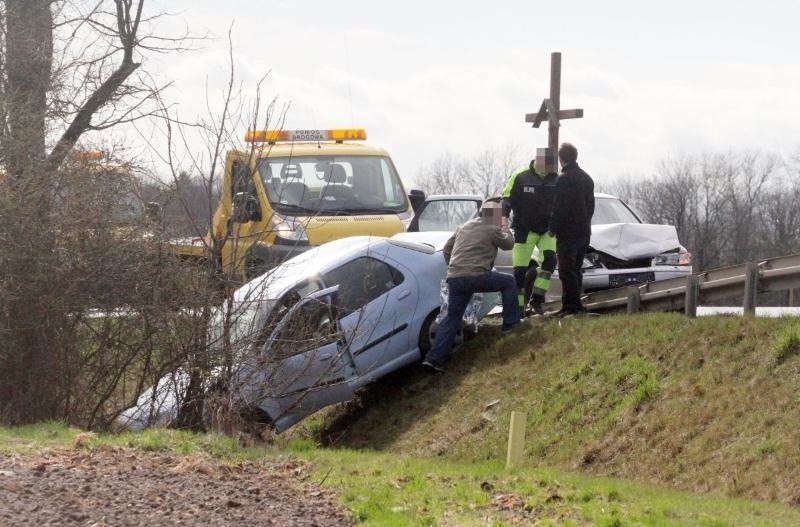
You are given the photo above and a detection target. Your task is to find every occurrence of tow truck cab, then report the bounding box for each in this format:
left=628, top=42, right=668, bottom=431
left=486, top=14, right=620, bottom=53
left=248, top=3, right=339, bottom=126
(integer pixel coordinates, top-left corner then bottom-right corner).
left=173, top=129, right=415, bottom=280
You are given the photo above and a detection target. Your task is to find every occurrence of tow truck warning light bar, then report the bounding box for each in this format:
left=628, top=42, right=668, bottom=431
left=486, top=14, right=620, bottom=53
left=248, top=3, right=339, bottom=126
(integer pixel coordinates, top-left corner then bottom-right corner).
left=244, top=128, right=367, bottom=144
left=72, top=150, right=105, bottom=161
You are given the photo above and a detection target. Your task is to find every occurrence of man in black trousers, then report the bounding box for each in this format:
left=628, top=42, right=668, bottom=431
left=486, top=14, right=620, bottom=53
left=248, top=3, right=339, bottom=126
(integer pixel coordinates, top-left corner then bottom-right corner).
left=548, top=142, right=595, bottom=317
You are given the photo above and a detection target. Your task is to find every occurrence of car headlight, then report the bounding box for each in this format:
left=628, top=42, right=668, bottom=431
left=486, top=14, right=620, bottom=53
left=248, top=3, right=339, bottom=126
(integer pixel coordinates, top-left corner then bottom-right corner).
left=582, top=252, right=602, bottom=269
left=271, top=215, right=308, bottom=242
left=652, top=251, right=692, bottom=266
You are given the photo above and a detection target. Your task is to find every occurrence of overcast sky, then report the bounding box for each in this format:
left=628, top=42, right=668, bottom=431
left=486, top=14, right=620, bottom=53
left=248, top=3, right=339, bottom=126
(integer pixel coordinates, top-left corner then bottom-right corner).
left=137, top=0, right=800, bottom=187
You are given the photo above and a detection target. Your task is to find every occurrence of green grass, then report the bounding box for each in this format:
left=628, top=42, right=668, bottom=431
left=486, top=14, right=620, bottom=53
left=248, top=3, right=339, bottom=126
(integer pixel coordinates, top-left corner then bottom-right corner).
left=3, top=423, right=800, bottom=526
left=290, top=313, right=800, bottom=505
left=292, top=443, right=800, bottom=526
left=771, top=321, right=800, bottom=365
left=6, top=314, right=800, bottom=524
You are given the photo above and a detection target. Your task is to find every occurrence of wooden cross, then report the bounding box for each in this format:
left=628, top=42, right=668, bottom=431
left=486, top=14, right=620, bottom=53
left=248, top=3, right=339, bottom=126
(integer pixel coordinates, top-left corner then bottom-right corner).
left=524, top=52, right=583, bottom=173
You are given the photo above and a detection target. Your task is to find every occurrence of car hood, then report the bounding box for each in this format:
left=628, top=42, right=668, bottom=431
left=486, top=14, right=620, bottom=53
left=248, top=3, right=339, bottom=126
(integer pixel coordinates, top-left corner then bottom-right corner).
left=591, top=223, right=681, bottom=261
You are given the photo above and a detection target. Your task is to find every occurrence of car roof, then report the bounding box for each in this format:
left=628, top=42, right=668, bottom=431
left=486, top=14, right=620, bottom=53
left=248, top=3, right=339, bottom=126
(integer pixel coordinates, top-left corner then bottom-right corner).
left=234, top=234, right=442, bottom=302
left=391, top=231, right=452, bottom=252
left=425, top=194, right=483, bottom=202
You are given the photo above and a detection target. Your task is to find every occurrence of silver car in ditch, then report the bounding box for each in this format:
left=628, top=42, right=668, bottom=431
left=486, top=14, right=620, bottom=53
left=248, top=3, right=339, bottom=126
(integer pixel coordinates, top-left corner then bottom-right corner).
left=117, top=231, right=496, bottom=433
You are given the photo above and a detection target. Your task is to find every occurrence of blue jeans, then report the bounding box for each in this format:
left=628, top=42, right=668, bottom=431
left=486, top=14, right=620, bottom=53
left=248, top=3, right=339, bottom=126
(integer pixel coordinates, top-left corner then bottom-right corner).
left=425, top=271, right=519, bottom=365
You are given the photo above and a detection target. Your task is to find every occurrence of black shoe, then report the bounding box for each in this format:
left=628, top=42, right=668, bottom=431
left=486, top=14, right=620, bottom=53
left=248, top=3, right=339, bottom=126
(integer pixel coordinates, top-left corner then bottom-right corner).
left=501, top=321, right=519, bottom=333
left=502, top=318, right=532, bottom=334
left=545, top=308, right=578, bottom=318
left=528, top=302, right=545, bottom=316
left=421, top=359, right=446, bottom=374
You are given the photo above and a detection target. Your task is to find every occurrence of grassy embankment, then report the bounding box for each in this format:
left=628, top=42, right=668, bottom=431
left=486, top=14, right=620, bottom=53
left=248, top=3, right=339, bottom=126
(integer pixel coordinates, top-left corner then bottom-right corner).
left=3, top=313, right=800, bottom=525
left=293, top=313, right=800, bottom=505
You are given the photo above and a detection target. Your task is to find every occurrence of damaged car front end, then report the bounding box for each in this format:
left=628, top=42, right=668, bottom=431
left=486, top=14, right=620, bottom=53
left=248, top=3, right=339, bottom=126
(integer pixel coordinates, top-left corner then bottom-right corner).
left=410, top=192, right=692, bottom=297
left=580, top=218, right=692, bottom=293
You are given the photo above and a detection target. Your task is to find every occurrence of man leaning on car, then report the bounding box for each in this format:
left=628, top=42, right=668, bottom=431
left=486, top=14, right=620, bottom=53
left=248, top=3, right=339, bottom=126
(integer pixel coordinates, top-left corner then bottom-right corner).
left=422, top=202, right=521, bottom=374
left=548, top=142, right=595, bottom=318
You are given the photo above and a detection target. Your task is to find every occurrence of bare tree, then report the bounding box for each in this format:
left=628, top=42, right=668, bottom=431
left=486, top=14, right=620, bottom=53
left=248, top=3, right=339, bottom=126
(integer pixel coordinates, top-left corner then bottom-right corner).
left=415, top=153, right=470, bottom=196
left=0, top=0, right=195, bottom=425
left=605, top=149, right=794, bottom=273
left=416, top=145, right=521, bottom=197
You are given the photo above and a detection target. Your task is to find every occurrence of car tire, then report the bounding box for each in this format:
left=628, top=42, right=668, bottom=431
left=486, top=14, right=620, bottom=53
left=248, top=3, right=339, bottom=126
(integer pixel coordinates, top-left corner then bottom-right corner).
left=418, top=309, right=439, bottom=359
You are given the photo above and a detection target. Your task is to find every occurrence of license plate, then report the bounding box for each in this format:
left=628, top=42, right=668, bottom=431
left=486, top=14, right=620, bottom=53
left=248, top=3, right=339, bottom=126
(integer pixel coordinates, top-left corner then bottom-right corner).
left=609, top=272, right=655, bottom=288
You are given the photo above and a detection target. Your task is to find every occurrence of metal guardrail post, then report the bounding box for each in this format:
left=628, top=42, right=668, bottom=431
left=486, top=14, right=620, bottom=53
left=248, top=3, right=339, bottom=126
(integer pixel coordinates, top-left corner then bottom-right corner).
left=685, top=275, right=699, bottom=318
left=743, top=262, right=758, bottom=315
left=627, top=286, right=641, bottom=314
left=790, top=288, right=800, bottom=307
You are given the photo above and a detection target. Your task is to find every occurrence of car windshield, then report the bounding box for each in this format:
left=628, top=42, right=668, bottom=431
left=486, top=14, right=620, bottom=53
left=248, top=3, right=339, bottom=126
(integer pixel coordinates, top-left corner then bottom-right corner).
left=592, top=197, right=641, bottom=225
left=257, top=155, right=408, bottom=215
left=207, top=302, right=268, bottom=355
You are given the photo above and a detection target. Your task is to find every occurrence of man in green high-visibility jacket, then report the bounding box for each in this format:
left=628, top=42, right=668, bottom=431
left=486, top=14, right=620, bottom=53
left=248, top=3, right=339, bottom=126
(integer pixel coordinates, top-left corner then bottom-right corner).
left=501, top=159, right=558, bottom=315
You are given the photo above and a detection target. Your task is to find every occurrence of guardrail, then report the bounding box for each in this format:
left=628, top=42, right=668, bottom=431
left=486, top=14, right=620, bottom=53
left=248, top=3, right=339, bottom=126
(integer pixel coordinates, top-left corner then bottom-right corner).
left=543, top=254, right=800, bottom=317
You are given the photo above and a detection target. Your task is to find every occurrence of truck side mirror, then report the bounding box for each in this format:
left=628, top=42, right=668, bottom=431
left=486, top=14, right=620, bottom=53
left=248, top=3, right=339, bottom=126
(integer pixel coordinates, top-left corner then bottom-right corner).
left=408, top=189, right=426, bottom=214
left=232, top=191, right=262, bottom=223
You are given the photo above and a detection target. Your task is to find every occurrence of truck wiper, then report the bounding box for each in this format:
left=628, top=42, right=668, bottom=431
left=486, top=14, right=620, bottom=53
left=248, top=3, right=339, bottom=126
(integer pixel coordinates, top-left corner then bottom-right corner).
left=273, top=203, right=315, bottom=214
left=340, top=207, right=394, bottom=214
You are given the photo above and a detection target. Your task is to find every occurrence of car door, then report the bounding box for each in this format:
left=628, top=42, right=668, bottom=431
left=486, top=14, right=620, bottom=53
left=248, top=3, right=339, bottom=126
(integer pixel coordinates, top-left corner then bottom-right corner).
left=407, top=196, right=481, bottom=232
left=236, top=286, right=356, bottom=431
left=323, top=254, right=420, bottom=380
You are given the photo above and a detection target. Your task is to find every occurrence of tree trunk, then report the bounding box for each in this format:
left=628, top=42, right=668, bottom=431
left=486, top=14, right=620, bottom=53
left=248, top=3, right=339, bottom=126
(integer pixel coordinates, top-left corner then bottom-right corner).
left=0, top=0, right=63, bottom=424
left=5, top=0, right=52, bottom=179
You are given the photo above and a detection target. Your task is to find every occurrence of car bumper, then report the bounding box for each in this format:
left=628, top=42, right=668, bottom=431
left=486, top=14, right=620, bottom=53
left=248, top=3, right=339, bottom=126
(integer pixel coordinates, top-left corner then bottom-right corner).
left=583, top=266, right=693, bottom=292
left=529, top=265, right=692, bottom=301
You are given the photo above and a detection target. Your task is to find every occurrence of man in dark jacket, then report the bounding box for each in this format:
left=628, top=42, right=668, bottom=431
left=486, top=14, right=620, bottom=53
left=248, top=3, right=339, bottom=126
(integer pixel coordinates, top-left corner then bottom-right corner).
left=549, top=142, right=594, bottom=316
left=422, top=202, right=520, bottom=373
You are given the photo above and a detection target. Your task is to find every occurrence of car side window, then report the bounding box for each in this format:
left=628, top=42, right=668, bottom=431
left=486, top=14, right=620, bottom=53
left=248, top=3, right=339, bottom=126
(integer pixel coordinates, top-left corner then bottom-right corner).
left=418, top=200, right=480, bottom=231
left=255, top=280, right=322, bottom=351
left=323, top=257, right=404, bottom=314
left=269, top=293, right=339, bottom=360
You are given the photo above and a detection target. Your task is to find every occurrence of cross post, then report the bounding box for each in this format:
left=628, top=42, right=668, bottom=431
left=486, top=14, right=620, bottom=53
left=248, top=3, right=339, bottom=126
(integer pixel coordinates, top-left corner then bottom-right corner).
left=524, top=52, right=583, bottom=173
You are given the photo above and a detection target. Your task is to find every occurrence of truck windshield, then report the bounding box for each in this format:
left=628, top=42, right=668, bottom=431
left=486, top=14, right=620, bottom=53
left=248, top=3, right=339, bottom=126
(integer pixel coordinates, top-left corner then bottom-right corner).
left=112, top=191, right=145, bottom=223
left=257, top=155, right=408, bottom=215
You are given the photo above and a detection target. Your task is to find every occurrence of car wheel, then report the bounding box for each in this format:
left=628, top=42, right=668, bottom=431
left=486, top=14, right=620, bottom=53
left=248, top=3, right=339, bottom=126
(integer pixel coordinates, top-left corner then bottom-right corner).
left=418, top=309, right=439, bottom=358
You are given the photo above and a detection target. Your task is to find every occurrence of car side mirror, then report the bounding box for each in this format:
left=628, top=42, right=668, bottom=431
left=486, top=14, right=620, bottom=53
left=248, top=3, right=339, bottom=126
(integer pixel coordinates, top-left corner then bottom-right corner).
left=408, top=189, right=426, bottom=214
left=232, top=191, right=262, bottom=223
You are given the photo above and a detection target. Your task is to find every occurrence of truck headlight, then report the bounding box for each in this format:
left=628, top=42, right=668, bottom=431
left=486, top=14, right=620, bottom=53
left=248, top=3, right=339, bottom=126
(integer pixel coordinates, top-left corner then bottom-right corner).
left=271, top=215, right=308, bottom=242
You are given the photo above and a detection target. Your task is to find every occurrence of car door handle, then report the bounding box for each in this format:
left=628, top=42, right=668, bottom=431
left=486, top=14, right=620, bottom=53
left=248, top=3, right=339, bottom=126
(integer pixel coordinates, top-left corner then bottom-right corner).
left=396, top=290, right=411, bottom=300
left=319, top=352, right=333, bottom=361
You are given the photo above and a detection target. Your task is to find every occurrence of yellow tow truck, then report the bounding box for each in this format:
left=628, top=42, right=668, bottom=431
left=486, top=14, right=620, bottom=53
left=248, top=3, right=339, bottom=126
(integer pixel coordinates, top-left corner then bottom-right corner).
left=172, top=128, right=420, bottom=281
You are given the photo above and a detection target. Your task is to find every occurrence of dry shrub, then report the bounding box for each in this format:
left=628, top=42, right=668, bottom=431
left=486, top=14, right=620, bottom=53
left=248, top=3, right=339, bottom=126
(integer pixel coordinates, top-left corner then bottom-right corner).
left=0, top=161, right=214, bottom=429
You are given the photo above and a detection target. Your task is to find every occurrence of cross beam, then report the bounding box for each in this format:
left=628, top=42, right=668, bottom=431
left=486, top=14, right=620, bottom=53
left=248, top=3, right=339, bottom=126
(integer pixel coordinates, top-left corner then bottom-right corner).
left=525, top=52, right=583, bottom=173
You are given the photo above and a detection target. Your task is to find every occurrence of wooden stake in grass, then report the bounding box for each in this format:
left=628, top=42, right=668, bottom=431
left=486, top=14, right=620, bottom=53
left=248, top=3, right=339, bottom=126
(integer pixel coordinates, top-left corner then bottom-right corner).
left=506, top=411, right=527, bottom=468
